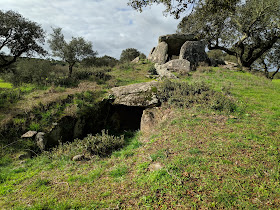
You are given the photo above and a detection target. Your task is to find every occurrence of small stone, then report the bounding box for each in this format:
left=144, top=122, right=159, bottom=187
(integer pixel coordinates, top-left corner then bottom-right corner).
left=21, top=131, right=37, bottom=138
left=229, top=115, right=237, bottom=119
left=72, top=154, right=85, bottom=161
left=18, top=153, right=31, bottom=160
left=131, top=56, right=140, bottom=63
left=148, top=162, right=163, bottom=171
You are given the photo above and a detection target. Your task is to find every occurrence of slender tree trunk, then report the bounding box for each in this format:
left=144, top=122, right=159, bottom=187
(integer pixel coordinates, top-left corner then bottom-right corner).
left=68, top=63, right=74, bottom=77
left=270, top=67, right=280, bottom=80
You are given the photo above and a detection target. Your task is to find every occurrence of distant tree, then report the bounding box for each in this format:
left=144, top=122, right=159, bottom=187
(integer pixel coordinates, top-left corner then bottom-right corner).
left=139, top=53, right=147, bottom=60
left=120, top=48, right=140, bottom=62
left=48, top=28, right=97, bottom=77
left=82, top=55, right=118, bottom=67
left=177, top=0, right=280, bottom=69
left=0, top=10, right=47, bottom=69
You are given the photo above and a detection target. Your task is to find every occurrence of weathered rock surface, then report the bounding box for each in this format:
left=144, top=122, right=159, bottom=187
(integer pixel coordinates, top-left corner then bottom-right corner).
left=148, top=162, right=163, bottom=171
left=179, top=41, right=210, bottom=70
left=110, top=81, right=160, bottom=107
left=163, top=59, right=191, bottom=73
left=159, top=33, right=197, bottom=57
left=140, top=107, right=174, bottom=134
left=148, top=47, right=155, bottom=60
left=154, top=63, right=177, bottom=79
left=149, top=42, right=168, bottom=64
left=35, top=132, right=46, bottom=151
left=131, top=56, right=140, bottom=63
left=72, top=154, right=85, bottom=161
left=21, top=131, right=37, bottom=138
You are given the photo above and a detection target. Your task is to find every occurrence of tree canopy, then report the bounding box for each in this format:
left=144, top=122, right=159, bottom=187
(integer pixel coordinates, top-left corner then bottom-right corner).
left=120, top=48, right=141, bottom=62
left=0, top=10, right=47, bottom=69
left=177, top=0, right=280, bottom=69
left=128, top=0, right=239, bottom=18
left=48, top=28, right=96, bottom=76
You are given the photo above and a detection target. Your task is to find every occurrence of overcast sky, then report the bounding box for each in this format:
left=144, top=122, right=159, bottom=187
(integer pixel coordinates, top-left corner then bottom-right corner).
left=1, top=0, right=182, bottom=59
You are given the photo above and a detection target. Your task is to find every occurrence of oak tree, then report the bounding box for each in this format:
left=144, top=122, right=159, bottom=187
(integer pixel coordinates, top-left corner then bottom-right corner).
left=0, top=10, right=46, bottom=69
left=48, top=28, right=96, bottom=77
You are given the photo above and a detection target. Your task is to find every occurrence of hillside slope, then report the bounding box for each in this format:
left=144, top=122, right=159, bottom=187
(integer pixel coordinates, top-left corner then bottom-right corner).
left=0, top=66, right=279, bottom=209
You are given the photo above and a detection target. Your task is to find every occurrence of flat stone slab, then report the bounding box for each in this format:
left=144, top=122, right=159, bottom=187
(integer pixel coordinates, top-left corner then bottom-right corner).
left=21, top=131, right=37, bottom=138
left=110, top=81, right=160, bottom=107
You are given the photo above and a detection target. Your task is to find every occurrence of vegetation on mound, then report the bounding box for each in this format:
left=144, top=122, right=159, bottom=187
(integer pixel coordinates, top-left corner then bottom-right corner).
left=0, top=65, right=279, bottom=209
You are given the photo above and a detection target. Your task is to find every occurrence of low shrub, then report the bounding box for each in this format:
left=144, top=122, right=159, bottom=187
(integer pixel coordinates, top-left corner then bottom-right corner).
left=49, top=130, right=125, bottom=160
left=159, top=80, right=237, bottom=113
left=72, top=67, right=112, bottom=84
left=0, top=88, right=22, bottom=108
left=84, top=130, right=125, bottom=157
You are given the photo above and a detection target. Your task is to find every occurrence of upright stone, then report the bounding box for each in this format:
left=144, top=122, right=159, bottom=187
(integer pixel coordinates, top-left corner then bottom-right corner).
left=149, top=42, right=168, bottom=64
left=148, top=47, right=155, bottom=60
left=179, top=41, right=210, bottom=70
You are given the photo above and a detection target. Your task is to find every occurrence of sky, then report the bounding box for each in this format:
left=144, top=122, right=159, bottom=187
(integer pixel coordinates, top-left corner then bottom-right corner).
left=1, top=0, right=182, bottom=59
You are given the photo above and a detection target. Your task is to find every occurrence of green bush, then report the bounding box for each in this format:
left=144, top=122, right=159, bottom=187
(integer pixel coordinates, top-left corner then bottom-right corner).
left=159, top=80, right=237, bottom=113
left=3, top=59, right=53, bottom=86
left=84, top=130, right=125, bottom=157
left=0, top=88, right=22, bottom=108
left=49, top=130, right=125, bottom=160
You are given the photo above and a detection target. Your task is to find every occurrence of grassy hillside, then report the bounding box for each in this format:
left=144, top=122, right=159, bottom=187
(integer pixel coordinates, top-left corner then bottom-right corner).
left=0, top=64, right=279, bottom=209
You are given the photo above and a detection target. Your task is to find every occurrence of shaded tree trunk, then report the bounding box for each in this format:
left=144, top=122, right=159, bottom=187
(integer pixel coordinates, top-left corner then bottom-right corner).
left=68, top=63, right=75, bottom=77
left=270, top=67, right=280, bottom=80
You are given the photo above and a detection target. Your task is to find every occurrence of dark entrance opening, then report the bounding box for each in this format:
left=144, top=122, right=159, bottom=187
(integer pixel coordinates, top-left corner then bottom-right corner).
left=107, top=104, right=145, bottom=132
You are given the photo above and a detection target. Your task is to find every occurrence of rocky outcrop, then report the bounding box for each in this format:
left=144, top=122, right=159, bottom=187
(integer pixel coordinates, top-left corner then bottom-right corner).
left=148, top=34, right=209, bottom=71
left=163, top=59, right=191, bottom=73
left=110, top=81, right=160, bottom=107
left=154, top=63, right=177, bottom=79
left=179, top=41, right=210, bottom=70
left=148, top=42, right=168, bottom=64
left=159, top=33, right=197, bottom=58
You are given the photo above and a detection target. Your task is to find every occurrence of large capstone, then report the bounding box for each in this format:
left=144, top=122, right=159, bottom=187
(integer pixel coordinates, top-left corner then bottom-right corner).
left=159, top=33, right=197, bottom=58
left=110, top=81, right=160, bottom=107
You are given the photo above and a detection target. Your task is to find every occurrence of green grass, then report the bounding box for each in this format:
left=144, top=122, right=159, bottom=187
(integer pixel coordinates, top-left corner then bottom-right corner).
left=0, top=66, right=279, bottom=209
left=0, top=79, right=12, bottom=89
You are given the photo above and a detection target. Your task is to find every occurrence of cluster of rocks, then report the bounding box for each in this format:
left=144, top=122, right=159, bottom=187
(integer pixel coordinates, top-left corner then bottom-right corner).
left=147, top=33, right=210, bottom=78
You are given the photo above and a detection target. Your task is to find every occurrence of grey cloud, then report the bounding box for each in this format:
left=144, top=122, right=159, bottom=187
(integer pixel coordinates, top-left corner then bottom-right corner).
left=1, top=0, right=181, bottom=59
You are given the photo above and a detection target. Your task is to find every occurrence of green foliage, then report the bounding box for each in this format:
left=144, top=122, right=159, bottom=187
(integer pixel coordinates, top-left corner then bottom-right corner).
left=84, top=130, right=125, bottom=157
left=178, top=0, right=280, bottom=68
left=82, top=55, right=119, bottom=68
left=0, top=10, right=46, bottom=69
left=3, top=59, right=53, bottom=86
left=29, top=122, right=41, bottom=131
left=72, top=67, right=112, bottom=84
left=128, top=0, right=238, bottom=18
left=0, top=88, right=22, bottom=108
left=120, top=48, right=140, bottom=63
left=49, top=130, right=125, bottom=159
left=159, top=80, right=237, bottom=113
left=0, top=79, right=12, bottom=88
left=48, top=28, right=97, bottom=76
